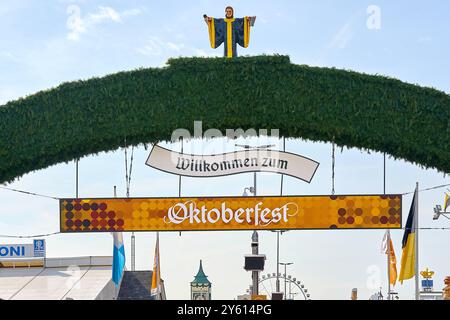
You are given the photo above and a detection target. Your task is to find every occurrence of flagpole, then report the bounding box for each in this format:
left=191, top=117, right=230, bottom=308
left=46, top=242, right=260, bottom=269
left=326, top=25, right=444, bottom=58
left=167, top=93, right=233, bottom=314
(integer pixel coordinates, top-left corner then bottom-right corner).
left=156, top=231, right=160, bottom=300
left=387, top=230, right=391, bottom=300
left=415, top=182, right=419, bottom=300
left=383, top=156, right=390, bottom=300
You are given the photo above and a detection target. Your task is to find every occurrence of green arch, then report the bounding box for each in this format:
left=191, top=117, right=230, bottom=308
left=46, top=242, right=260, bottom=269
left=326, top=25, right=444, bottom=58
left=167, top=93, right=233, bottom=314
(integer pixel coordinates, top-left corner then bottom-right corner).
left=0, top=56, right=449, bottom=183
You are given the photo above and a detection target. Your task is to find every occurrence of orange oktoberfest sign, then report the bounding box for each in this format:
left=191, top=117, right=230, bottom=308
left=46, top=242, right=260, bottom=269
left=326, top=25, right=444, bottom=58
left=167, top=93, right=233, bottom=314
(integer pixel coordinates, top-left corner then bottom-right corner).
left=60, top=194, right=402, bottom=232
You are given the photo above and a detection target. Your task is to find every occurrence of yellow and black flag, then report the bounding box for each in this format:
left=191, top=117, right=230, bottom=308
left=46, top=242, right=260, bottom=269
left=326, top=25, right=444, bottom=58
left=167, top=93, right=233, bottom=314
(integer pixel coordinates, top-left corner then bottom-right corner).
left=399, top=188, right=417, bottom=283
left=444, top=191, right=450, bottom=211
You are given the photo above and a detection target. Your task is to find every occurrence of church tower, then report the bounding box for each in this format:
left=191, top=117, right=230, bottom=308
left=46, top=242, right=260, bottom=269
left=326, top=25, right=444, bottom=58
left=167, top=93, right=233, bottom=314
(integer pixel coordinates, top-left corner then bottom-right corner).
left=191, top=260, right=212, bottom=300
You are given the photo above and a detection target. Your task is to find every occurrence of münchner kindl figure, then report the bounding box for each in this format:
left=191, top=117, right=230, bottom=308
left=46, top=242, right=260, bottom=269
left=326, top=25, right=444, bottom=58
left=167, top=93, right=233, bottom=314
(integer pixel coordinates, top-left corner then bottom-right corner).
left=204, top=6, right=256, bottom=58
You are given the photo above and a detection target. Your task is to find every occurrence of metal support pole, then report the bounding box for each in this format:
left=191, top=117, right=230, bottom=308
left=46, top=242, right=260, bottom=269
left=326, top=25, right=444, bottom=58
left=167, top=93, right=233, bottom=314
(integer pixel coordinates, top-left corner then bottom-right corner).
left=331, top=142, right=335, bottom=195
left=251, top=231, right=259, bottom=296
left=289, top=278, right=292, bottom=300
left=75, top=159, right=79, bottom=198
left=284, top=264, right=287, bottom=299
left=280, top=137, right=285, bottom=196
left=279, top=262, right=292, bottom=300
left=415, top=182, right=419, bottom=300
left=253, top=171, right=257, bottom=197
left=387, top=230, right=391, bottom=300
left=384, top=153, right=390, bottom=300
left=383, top=153, right=386, bottom=194
left=124, top=144, right=135, bottom=272
left=235, top=143, right=276, bottom=298
left=131, top=232, right=135, bottom=271
left=276, top=137, right=285, bottom=295
left=276, top=232, right=280, bottom=293
left=252, top=169, right=258, bottom=296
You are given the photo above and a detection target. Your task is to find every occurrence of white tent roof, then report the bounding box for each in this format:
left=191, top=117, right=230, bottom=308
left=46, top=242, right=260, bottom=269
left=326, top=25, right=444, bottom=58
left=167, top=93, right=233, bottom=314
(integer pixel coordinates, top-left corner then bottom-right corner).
left=0, top=256, right=114, bottom=300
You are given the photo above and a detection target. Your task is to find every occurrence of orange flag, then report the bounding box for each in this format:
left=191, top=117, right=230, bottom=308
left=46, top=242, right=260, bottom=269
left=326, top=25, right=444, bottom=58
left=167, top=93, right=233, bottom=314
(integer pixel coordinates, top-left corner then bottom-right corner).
left=382, top=230, right=398, bottom=286
left=151, top=232, right=161, bottom=297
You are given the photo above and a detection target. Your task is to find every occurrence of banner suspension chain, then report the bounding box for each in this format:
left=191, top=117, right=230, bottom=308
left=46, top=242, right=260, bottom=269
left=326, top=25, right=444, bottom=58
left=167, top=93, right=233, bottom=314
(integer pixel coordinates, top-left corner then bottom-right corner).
left=124, top=138, right=136, bottom=271
left=179, top=137, right=183, bottom=237
left=331, top=141, right=336, bottom=195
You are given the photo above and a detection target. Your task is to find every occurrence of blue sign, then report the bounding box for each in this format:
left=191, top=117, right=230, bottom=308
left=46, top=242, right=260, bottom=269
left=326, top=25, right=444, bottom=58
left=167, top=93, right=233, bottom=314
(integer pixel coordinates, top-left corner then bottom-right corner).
left=0, top=245, right=27, bottom=257
left=33, top=239, right=46, bottom=257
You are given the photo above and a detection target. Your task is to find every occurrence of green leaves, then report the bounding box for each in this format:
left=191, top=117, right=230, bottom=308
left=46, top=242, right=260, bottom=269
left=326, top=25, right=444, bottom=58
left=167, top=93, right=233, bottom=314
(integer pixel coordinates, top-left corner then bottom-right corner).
left=0, top=55, right=449, bottom=184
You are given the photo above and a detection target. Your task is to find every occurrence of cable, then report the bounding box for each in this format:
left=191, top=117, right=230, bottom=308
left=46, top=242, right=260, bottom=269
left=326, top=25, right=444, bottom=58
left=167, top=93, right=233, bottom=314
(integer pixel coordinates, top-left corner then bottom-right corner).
left=128, top=146, right=134, bottom=194
left=331, top=142, right=335, bottom=195
left=413, top=227, right=450, bottom=230
left=0, top=231, right=60, bottom=238
left=0, top=186, right=59, bottom=200
left=1, top=181, right=448, bottom=201
left=402, top=183, right=450, bottom=195
left=1, top=225, right=449, bottom=239
left=383, top=153, right=386, bottom=194
left=179, top=138, right=183, bottom=237
left=124, top=142, right=129, bottom=197
left=124, top=142, right=134, bottom=198
left=280, top=137, right=285, bottom=196
left=178, top=138, right=183, bottom=198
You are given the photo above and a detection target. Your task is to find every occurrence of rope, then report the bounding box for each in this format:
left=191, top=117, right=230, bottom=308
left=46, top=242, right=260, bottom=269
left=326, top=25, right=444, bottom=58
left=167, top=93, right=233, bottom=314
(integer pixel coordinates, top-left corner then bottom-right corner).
left=0, top=186, right=59, bottom=200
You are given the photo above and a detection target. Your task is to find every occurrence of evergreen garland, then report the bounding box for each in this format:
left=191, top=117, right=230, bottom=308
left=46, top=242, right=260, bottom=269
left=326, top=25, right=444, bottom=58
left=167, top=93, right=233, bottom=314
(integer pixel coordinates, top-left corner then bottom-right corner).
left=0, top=55, right=448, bottom=183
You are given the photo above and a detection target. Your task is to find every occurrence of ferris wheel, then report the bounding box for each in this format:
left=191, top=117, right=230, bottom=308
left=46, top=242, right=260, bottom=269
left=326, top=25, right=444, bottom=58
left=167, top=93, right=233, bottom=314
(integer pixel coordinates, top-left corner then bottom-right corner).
left=259, top=273, right=311, bottom=300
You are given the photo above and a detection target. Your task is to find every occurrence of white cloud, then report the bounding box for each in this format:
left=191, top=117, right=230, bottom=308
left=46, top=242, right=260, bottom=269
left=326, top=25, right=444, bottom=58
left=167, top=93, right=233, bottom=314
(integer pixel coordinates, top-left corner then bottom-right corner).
left=136, top=37, right=165, bottom=57
left=136, top=37, right=186, bottom=57
left=122, top=8, right=142, bottom=18
left=166, top=42, right=184, bottom=52
left=88, top=6, right=122, bottom=24
left=328, top=22, right=353, bottom=49
left=66, top=5, right=142, bottom=41
left=136, top=39, right=219, bottom=58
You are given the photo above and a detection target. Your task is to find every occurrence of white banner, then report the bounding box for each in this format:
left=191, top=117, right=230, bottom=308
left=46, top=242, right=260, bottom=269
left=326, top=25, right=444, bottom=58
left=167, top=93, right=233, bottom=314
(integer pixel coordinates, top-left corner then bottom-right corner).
left=146, top=145, right=319, bottom=183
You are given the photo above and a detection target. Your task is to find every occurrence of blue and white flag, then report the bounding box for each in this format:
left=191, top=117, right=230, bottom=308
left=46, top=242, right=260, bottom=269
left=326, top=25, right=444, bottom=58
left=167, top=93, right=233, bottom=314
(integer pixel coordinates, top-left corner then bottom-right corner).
left=112, top=232, right=126, bottom=287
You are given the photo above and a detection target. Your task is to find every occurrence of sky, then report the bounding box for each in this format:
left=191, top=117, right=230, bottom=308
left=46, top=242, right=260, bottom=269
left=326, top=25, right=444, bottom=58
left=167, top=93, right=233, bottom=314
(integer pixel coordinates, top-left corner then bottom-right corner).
left=0, top=0, right=449, bottom=300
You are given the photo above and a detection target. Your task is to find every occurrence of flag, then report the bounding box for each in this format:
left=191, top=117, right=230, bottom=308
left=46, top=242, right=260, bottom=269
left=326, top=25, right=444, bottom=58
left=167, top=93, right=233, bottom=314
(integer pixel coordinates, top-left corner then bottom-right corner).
left=382, top=230, right=398, bottom=286
left=444, top=191, right=450, bottom=211
left=112, top=232, right=126, bottom=287
left=151, top=232, right=161, bottom=297
left=399, top=188, right=417, bottom=284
